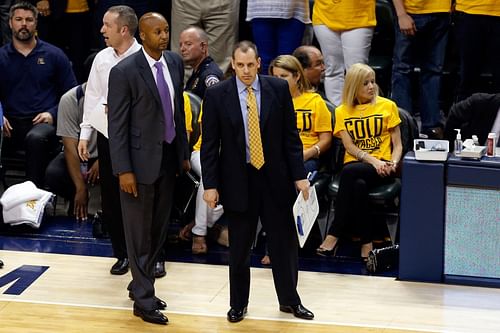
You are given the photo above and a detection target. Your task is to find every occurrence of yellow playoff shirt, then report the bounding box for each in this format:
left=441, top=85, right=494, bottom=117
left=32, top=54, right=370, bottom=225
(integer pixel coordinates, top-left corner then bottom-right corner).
left=192, top=109, right=202, bottom=152
left=334, top=96, right=401, bottom=164
left=294, top=92, right=332, bottom=149
left=184, top=92, right=193, bottom=136
left=312, top=0, right=376, bottom=30
left=455, top=0, right=500, bottom=16
left=66, top=0, right=89, bottom=13
left=404, top=0, right=451, bottom=14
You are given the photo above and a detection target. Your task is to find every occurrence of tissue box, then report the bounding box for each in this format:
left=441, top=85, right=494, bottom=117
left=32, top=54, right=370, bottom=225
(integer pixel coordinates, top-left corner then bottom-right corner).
left=460, top=146, right=486, bottom=159
left=414, top=139, right=449, bottom=161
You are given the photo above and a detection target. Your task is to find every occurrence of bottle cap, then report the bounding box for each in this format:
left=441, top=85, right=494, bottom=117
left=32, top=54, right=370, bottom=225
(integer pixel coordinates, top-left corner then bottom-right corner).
left=488, top=132, right=496, bottom=138
left=454, top=129, right=461, bottom=140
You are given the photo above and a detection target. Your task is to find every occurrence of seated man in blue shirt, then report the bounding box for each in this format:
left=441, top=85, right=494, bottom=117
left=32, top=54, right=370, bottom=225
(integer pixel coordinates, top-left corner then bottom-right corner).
left=0, top=1, right=77, bottom=187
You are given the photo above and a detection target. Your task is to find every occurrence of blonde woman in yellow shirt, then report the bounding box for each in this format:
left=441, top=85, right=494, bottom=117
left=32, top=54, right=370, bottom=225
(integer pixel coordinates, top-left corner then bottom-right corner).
left=454, top=0, right=500, bottom=101
left=312, top=0, right=376, bottom=106
left=317, top=63, right=402, bottom=260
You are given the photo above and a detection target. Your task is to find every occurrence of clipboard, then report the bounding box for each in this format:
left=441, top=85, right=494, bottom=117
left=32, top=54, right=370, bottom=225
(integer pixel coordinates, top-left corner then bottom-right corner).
left=293, top=186, right=319, bottom=248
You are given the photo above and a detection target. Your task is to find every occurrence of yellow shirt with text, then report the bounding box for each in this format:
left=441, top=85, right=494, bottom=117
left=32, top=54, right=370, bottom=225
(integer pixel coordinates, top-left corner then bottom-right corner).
left=294, top=92, right=332, bottom=149
left=334, top=96, right=400, bottom=164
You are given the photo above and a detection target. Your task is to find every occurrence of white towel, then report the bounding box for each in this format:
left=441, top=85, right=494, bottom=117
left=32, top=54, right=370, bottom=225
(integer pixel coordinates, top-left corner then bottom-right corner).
left=1, top=181, right=54, bottom=228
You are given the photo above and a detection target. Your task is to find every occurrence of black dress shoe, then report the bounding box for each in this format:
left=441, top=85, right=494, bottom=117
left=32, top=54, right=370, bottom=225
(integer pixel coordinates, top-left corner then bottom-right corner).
left=128, top=292, right=167, bottom=310
left=227, top=307, right=247, bottom=323
left=110, top=258, right=129, bottom=275
left=280, top=304, right=314, bottom=320
left=154, top=261, right=166, bottom=278
left=133, top=306, right=168, bottom=325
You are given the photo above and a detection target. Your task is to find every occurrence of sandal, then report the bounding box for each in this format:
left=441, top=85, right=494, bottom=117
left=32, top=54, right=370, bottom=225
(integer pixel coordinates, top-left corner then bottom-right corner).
left=178, top=221, right=195, bottom=241
left=260, top=255, right=271, bottom=266
left=192, top=235, right=207, bottom=254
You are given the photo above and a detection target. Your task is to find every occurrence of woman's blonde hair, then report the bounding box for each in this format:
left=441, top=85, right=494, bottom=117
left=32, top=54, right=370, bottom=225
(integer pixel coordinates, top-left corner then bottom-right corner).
left=269, top=55, right=312, bottom=93
left=341, top=63, right=379, bottom=108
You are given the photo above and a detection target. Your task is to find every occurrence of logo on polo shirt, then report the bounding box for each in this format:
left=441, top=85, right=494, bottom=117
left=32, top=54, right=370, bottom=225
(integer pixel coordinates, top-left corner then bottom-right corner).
left=37, top=57, right=45, bottom=65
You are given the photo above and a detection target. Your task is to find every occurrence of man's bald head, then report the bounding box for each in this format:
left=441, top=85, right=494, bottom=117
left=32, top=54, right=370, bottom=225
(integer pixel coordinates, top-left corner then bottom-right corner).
left=139, top=12, right=169, bottom=59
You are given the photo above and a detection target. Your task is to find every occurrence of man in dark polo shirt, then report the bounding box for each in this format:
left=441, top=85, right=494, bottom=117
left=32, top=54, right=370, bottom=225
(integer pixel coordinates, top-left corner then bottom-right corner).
left=0, top=1, right=77, bottom=187
left=179, top=26, right=223, bottom=98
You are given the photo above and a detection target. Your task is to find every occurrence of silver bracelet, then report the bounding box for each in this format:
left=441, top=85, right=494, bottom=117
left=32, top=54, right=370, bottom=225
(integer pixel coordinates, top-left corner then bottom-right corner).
left=356, top=150, right=366, bottom=161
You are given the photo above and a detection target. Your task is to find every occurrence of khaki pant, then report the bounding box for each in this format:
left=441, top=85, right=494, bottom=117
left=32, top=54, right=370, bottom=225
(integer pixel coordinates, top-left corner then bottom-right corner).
left=171, top=0, right=240, bottom=73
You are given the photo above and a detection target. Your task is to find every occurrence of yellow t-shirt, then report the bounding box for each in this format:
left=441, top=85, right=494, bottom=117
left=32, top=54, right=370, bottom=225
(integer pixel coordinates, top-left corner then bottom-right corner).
left=184, top=92, right=193, bottom=139
left=312, top=0, right=376, bottom=30
left=294, top=92, right=332, bottom=149
left=404, top=0, right=451, bottom=14
left=455, top=0, right=500, bottom=17
left=66, top=0, right=89, bottom=13
left=334, top=96, right=401, bottom=164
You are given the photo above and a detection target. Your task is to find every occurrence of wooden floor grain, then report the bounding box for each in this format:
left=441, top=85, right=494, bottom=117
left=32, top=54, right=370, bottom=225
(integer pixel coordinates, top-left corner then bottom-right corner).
left=1, top=250, right=500, bottom=332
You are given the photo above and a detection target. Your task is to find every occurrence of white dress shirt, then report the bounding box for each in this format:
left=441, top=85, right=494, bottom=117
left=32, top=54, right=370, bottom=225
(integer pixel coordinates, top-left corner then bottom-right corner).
left=80, top=39, right=141, bottom=140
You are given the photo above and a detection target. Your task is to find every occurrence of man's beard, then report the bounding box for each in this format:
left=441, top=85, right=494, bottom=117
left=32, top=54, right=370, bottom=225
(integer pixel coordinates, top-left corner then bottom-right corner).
left=14, top=28, right=34, bottom=42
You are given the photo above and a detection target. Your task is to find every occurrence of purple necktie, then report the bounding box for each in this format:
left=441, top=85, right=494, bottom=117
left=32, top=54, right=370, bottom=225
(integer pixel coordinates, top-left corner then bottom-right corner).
left=154, top=62, right=176, bottom=143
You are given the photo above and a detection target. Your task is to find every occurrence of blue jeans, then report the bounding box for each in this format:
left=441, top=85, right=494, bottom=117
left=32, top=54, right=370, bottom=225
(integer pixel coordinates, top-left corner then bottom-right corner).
left=251, top=18, right=305, bottom=74
left=391, top=13, right=449, bottom=130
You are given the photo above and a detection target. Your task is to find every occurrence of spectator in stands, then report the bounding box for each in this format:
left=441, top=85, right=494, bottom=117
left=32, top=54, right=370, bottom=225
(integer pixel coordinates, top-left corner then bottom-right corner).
left=444, top=93, right=500, bottom=150
left=45, top=83, right=99, bottom=220
left=246, top=0, right=311, bottom=74
left=391, top=0, right=451, bottom=139
left=316, top=63, right=402, bottom=260
left=26, top=0, right=94, bottom=83
left=0, top=0, right=13, bottom=45
left=269, top=55, right=332, bottom=174
left=262, top=54, right=331, bottom=265
left=187, top=114, right=226, bottom=254
left=454, top=0, right=500, bottom=101
left=78, top=5, right=141, bottom=276
left=170, top=0, right=239, bottom=71
left=180, top=26, right=223, bottom=98
left=0, top=1, right=77, bottom=188
left=312, top=0, right=376, bottom=106
left=293, top=45, right=326, bottom=98
left=176, top=25, right=226, bottom=255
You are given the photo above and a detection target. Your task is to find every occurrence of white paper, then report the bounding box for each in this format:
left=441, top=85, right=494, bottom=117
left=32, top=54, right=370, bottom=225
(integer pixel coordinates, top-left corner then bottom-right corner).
left=293, top=186, right=319, bottom=248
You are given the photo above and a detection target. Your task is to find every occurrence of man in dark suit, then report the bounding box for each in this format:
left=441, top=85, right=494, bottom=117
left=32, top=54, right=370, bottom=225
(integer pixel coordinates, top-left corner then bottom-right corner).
left=107, top=12, right=189, bottom=325
left=201, top=40, right=314, bottom=323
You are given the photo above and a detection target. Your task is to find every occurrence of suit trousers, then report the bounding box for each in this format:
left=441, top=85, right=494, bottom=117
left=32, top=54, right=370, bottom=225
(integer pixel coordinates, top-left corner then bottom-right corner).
left=121, top=143, right=177, bottom=311
left=224, top=164, right=301, bottom=310
left=97, top=133, right=127, bottom=259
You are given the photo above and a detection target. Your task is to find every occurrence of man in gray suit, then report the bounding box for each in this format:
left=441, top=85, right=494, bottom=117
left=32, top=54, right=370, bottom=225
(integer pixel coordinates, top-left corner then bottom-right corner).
left=107, top=12, right=189, bottom=325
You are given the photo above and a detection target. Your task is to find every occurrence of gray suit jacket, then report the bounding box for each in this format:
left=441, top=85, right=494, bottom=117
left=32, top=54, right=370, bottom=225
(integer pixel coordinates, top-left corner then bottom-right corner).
left=107, top=49, right=189, bottom=184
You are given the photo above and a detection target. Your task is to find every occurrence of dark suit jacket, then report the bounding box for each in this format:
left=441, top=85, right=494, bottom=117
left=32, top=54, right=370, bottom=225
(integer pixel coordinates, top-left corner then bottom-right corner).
left=107, top=50, right=189, bottom=184
left=201, top=75, right=306, bottom=212
left=444, top=93, right=500, bottom=146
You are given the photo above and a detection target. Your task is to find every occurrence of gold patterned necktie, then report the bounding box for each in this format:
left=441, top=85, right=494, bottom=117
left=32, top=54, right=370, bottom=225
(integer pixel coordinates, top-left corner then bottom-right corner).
left=246, top=86, right=265, bottom=169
